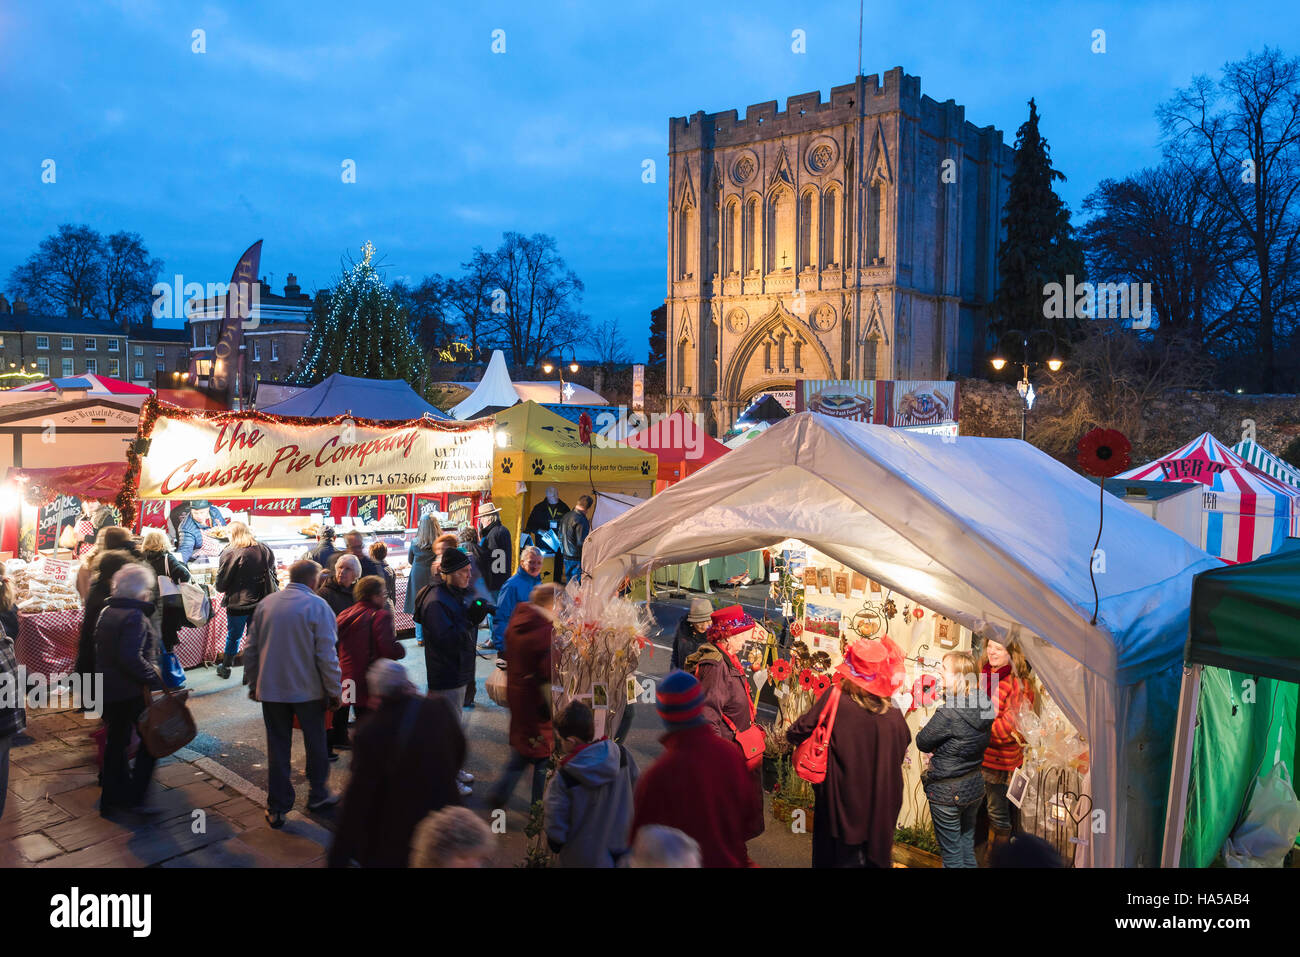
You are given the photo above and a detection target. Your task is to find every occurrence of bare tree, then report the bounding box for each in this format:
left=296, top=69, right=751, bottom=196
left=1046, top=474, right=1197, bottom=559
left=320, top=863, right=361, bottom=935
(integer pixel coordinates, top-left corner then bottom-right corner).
left=102, top=231, right=164, bottom=328
left=445, top=248, right=503, bottom=358
left=1160, top=48, right=1300, bottom=392
left=9, top=224, right=106, bottom=318
left=592, top=317, right=632, bottom=369
left=485, top=232, right=589, bottom=366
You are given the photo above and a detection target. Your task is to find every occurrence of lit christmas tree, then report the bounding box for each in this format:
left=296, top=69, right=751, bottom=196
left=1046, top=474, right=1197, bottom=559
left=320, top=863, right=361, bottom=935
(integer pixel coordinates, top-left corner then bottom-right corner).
left=293, top=241, right=429, bottom=386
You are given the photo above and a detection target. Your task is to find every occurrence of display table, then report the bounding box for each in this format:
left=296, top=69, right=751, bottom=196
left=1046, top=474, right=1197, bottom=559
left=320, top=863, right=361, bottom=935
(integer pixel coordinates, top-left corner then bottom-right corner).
left=652, top=550, right=765, bottom=593
left=14, top=575, right=415, bottom=678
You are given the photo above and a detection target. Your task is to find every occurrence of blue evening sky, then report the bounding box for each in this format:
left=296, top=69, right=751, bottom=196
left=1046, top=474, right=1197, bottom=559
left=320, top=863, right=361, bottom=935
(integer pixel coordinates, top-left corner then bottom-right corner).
left=1, top=0, right=1294, bottom=360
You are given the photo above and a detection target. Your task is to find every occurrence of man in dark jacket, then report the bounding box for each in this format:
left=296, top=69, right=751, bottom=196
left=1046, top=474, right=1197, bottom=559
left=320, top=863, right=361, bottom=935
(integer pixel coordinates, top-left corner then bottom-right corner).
left=328, top=660, right=465, bottom=868
left=473, top=503, right=512, bottom=596
left=337, top=530, right=383, bottom=580
left=557, top=496, right=592, bottom=584
left=94, top=564, right=166, bottom=816
left=0, top=615, right=26, bottom=822
left=318, top=554, right=361, bottom=618
left=306, top=527, right=337, bottom=567
left=415, top=547, right=487, bottom=796
left=670, top=598, right=713, bottom=671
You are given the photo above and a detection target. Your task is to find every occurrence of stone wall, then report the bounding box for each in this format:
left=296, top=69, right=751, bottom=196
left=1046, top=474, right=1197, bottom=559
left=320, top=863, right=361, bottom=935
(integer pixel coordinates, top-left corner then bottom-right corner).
left=957, top=376, right=1300, bottom=465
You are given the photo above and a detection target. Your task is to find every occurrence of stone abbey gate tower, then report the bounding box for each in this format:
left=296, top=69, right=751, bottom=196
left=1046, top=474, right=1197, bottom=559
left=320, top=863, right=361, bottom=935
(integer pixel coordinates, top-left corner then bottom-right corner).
left=666, top=67, right=1015, bottom=434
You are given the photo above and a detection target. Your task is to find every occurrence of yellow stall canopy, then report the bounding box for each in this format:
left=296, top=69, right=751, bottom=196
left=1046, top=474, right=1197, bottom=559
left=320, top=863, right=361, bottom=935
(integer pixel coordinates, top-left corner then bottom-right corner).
left=490, top=401, right=657, bottom=572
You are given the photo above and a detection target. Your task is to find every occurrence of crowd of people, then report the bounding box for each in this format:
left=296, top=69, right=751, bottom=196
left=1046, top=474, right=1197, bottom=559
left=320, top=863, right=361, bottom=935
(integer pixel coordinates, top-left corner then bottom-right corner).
left=0, top=493, right=1059, bottom=870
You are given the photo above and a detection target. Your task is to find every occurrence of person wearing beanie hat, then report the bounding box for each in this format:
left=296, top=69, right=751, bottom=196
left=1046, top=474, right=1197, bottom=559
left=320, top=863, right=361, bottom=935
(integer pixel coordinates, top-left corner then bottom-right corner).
left=784, top=636, right=912, bottom=868
left=629, top=671, right=764, bottom=868
left=414, top=544, right=485, bottom=795
left=328, top=659, right=466, bottom=868
left=669, top=597, right=714, bottom=671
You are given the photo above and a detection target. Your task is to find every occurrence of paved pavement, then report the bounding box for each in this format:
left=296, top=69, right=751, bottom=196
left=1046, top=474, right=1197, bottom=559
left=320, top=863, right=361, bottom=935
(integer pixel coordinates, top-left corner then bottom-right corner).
left=0, top=590, right=874, bottom=868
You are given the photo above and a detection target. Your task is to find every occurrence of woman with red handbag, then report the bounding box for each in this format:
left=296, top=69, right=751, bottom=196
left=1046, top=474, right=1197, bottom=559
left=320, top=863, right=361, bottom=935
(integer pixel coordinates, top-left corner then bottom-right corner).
left=785, top=635, right=911, bottom=868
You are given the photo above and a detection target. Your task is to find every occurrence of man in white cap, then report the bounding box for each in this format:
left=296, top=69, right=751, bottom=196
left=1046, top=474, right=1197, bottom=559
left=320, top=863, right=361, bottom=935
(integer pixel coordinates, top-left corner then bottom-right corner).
left=670, top=597, right=714, bottom=670
left=474, top=502, right=512, bottom=598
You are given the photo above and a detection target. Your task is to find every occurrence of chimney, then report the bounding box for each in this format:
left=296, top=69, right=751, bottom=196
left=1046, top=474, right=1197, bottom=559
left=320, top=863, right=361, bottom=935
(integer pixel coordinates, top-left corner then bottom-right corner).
left=259, top=278, right=272, bottom=300
left=67, top=303, right=82, bottom=319
left=14, top=298, right=29, bottom=313
left=284, top=273, right=301, bottom=298
left=0, top=294, right=9, bottom=314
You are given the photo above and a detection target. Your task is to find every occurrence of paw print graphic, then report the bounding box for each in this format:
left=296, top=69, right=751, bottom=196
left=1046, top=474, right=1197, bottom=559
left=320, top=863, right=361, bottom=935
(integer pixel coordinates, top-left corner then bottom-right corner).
left=531, top=457, right=545, bottom=476
left=640, top=459, right=651, bottom=476
left=501, top=457, right=514, bottom=475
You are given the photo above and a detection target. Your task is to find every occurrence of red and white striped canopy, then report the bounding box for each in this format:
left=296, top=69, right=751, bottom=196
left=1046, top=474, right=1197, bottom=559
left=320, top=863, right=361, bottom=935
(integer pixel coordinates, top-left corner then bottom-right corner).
left=1117, top=432, right=1300, bottom=562
left=7, top=374, right=153, bottom=395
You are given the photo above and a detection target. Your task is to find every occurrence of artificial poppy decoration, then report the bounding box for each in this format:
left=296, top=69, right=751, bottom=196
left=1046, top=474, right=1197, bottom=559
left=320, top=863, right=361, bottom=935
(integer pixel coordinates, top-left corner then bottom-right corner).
left=1077, top=428, right=1132, bottom=478
left=798, top=668, right=815, bottom=689
left=912, top=606, right=925, bottom=620
left=578, top=412, right=593, bottom=445
left=769, top=659, right=792, bottom=682
left=813, top=674, right=832, bottom=695
left=790, top=620, right=804, bottom=638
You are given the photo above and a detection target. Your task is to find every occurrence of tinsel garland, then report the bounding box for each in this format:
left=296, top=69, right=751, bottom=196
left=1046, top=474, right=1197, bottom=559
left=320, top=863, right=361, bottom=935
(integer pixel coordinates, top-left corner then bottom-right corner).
left=115, top=395, right=493, bottom=528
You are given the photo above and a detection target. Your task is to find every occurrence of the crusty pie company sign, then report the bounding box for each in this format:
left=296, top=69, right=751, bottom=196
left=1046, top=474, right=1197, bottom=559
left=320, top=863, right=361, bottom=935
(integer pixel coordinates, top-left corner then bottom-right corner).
left=137, top=413, right=493, bottom=498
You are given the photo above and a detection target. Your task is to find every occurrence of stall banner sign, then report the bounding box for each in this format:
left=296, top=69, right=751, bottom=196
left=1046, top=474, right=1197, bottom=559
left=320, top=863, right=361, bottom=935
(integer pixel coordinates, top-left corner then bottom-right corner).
left=384, top=494, right=410, bottom=528
left=298, top=496, right=333, bottom=512
left=36, top=495, right=82, bottom=551
left=29, top=556, right=73, bottom=583
left=799, top=380, right=878, bottom=422
left=880, top=380, right=959, bottom=429
left=447, top=495, right=474, bottom=528
left=138, top=413, right=494, bottom=499
left=753, top=389, right=797, bottom=411
left=632, top=364, right=645, bottom=412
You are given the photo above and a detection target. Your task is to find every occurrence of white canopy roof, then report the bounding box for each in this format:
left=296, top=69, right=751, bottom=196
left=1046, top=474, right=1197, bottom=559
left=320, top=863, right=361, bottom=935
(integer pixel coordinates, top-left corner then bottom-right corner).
left=450, top=350, right=522, bottom=419
left=583, top=413, right=1219, bottom=867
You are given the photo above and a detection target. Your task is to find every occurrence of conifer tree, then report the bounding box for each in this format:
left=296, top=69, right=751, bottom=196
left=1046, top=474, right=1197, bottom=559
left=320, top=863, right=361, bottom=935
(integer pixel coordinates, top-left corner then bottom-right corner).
left=293, top=241, right=428, bottom=387
left=993, top=99, right=1085, bottom=350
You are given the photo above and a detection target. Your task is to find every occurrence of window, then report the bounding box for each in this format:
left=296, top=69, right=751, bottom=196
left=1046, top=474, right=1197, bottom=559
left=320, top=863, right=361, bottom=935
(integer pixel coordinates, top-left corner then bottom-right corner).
left=204, top=325, right=212, bottom=347
left=61, top=358, right=74, bottom=377
left=156, top=360, right=165, bottom=372
left=85, top=338, right=96, bottom=351
left=270, top=340, right=278, bottom=361
left=156, top=345, right=164, bottom=357
left=107, top=339, right=119, bottom=352
left=0, top=335, right=5, bottom=348
left=36, top=336, right=49, bottom=350
left=85, top=359, right=97, bottom=374
left=134, top=345, right=143, bottom=356
left=108, top=358, right=119, bottom=377
left=252, top=341, right=261, bottom=362
left=193, top=326, right=201, bottom=348
left=36, top=357, right=49, bottom=376
left=134, top=361, right=144, bottom=379
left=60, top=336, right=74, bottom=350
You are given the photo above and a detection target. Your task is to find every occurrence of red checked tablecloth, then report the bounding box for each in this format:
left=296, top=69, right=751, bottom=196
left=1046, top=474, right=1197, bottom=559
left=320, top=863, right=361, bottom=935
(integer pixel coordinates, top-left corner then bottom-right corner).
left=16, top=575, right=414, bottom=678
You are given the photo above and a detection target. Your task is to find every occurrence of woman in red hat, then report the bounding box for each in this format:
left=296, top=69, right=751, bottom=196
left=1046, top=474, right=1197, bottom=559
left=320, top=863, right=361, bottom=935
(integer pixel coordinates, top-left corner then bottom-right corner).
left=683, top=606, right=760, bottom=748
left=785, top=635, right=912, bottom=868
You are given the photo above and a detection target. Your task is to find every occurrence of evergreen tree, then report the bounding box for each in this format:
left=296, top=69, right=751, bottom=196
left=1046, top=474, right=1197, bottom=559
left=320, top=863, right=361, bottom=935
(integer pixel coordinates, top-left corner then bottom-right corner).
left=648, top=304, right=667, bottom=366
left=992, top=99, right=1085, bottom=352
left=293, top=242, right=429, bottom=387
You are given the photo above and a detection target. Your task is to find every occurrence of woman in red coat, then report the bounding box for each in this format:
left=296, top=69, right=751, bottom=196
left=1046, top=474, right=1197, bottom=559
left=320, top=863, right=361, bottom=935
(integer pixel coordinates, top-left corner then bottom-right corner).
left=486, top=583, right=560, bottom=811
left=333, top=575, right=405, bottom=748
left=785, top=635, right=912, bottom=868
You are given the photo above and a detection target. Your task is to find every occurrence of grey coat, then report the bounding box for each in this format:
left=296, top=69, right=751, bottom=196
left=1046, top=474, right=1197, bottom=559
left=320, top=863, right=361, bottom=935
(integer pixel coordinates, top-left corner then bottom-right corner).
left=544, top=739, right=639, bottom=868
left=243, top=583, right=342, bottom=704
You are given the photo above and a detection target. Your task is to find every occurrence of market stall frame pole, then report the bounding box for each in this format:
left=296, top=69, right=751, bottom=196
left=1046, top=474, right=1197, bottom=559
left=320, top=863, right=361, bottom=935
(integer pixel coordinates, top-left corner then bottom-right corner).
left=1159, top=662, right=1203, bottom=867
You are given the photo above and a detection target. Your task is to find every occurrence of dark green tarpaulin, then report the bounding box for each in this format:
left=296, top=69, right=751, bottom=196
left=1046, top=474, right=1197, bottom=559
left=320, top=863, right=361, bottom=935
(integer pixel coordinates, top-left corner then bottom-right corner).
left=1182, top=540, right=1300, bottom=866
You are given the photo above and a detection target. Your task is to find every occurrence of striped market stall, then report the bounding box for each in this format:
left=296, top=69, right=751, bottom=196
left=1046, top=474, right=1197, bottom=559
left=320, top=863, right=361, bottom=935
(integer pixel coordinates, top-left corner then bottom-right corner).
left=1118, top=432, right=1300, bottom=563
left=1232, top=438, right=1300, bottom=489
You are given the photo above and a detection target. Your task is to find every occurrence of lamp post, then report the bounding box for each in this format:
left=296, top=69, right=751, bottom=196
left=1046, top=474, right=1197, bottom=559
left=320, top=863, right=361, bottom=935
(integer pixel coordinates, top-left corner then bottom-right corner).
left=541, top=354, right=580, bottom=404
left=990, top=329, right=1062, bottom=441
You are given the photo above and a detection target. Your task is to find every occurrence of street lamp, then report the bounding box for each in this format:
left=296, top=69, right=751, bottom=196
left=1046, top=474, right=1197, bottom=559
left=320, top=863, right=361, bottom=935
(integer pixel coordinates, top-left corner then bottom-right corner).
left=541, top=354, right=579, bottom=404
left=990, top=329, right=1063, bottom=441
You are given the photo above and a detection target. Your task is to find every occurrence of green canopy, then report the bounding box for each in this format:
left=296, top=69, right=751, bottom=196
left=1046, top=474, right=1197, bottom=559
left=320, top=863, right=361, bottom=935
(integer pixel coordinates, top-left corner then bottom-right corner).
left=1180, top=539, right=1300, bottom=866
left=1189, top=539, right=1300, bottom=682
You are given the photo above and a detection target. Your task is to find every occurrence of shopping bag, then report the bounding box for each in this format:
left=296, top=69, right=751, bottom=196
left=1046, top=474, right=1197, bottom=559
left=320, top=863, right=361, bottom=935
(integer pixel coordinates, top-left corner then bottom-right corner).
left=178, top=582, right=212, bottom=627
left=1223, top=756, right=1300, bottom=868
left=794, top=686, right=841, bottom=784
left=137, top=689, right=197, bottom=759
left=486, top=661, right=509, bottom=707
left=293, top=707, right=334, bottom=731
left=159, top=651, right=187, bottom=690
left=92, top=722, right=139, bottom=769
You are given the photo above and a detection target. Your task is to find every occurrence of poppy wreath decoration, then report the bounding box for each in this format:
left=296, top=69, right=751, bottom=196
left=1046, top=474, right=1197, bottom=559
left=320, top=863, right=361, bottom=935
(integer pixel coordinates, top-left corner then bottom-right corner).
left=1076, top=428, right=1132, bottom=478
left=578, top=412, right=593, bottom=445
left=1076, top=428, right=1133, bottom=624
